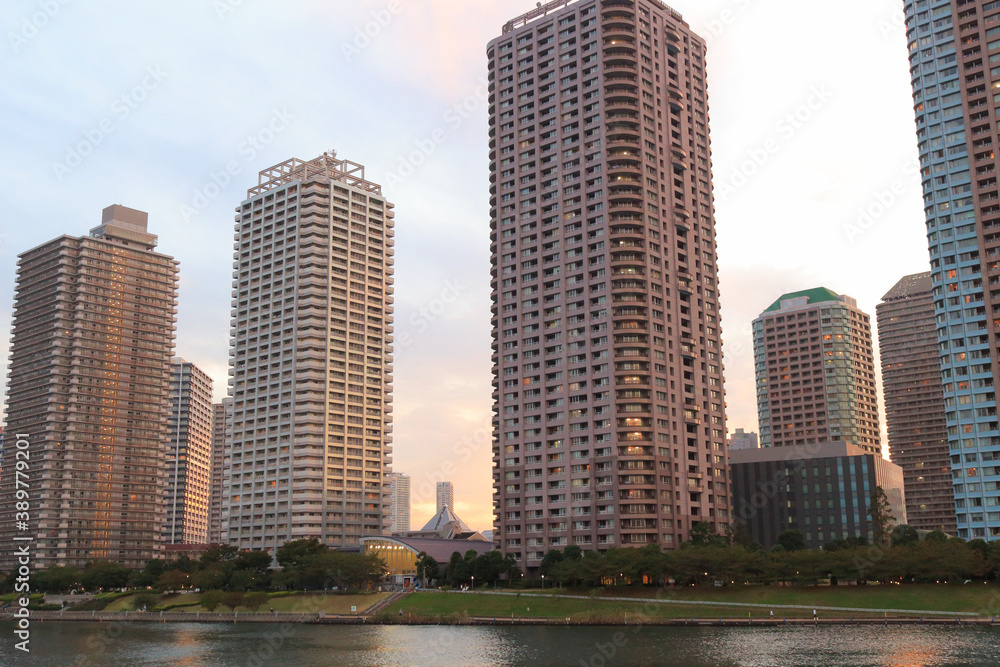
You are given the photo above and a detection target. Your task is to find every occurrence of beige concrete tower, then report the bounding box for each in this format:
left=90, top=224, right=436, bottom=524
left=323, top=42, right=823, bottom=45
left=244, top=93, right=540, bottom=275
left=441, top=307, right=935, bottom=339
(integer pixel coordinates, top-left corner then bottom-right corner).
left=163, top=359, right=214, bottom=545
left=489, top=0, right=729, bottom=568
left=208, top=397, right=232, bottom=544
left=0, top=205, right=178, bottom=569
left=227, top=154, right=394, bottom=553
left=753, top=288, right=880, bottom=452
left=877, top=273, right=956, bottom=534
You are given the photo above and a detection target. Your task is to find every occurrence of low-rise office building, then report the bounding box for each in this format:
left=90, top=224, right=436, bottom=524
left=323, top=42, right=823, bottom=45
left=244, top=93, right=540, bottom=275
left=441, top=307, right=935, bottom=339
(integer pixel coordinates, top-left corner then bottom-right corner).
left=730, top=442, right=906, bottom=550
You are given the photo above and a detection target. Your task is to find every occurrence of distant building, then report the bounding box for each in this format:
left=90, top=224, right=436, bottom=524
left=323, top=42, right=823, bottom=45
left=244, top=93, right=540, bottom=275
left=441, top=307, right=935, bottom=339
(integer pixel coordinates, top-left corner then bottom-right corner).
left=208, top=397, right=233, bottom=545
left=387, top=472, right=411, bottom=533
left=753, top=288, right=880, bottom=452
left=361, top=535, right=495, bottom=587
left=730, top=442, right=907, bottom=550
left=436, top=481, right=454, bottom=514
left=0, top=205, right=178, bottom=569
left=876, top=273, right=956, bottom=534
left=728, top=428, right=759, bottom=451
left=163, top=359, right=214, bottom=545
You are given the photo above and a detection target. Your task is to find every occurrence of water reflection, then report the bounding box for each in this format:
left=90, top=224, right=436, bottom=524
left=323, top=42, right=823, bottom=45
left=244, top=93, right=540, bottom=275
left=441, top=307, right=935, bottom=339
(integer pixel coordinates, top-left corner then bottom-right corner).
left=1, top=622, right=999, bottom=666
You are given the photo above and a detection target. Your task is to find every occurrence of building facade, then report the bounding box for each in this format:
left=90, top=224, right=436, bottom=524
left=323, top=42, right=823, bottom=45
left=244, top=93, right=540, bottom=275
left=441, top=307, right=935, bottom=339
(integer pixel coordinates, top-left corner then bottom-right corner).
left=730, top=442, right=907, bottom=550
left=227, top=154, right=394, bottom=553
left=753, top=289, right=880, bottom=452
left=0, top=205, right=178, bottom=569
left=727, top=428, right=759, bottom=451
left=163, top=359, right=214, bottom=545
left=388, top=472, right=411, bottom=533
left=876, top=273, right=956, bottom=534
left=489, top=0, right=729, bottom=568
left=208, top=397, right=232, bottom=544
left=436, top=481, right=454, bottom=514
left=902, top=0, right=1000, bottom=540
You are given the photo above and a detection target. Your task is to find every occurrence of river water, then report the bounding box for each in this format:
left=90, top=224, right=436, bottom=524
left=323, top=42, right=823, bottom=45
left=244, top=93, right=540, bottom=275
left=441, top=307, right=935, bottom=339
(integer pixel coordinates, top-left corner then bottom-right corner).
left=2, top=623, right=1000, bottom=666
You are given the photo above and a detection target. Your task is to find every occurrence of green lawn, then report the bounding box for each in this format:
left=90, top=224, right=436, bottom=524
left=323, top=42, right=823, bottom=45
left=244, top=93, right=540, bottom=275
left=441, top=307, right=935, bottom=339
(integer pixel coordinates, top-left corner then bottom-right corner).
left=386, top=585, right=1000, bottom=621
left=583, top=584, right=1000, bottom=615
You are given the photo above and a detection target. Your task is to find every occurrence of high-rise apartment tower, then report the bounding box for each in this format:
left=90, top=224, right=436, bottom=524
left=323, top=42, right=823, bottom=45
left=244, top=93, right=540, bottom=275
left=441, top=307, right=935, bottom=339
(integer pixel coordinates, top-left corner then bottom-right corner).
left=903, top=0, right=1000, bottom=540
left=876, top=273, right=956, bottom=534
left=387, top=472, right=410, bottom=533
left=227, top=154, right=394, bottom=552
left=208, top=397, right=233, bottom=544
left=436, top=480, right=455, bottom=514
left=753, top=288, right=880, bottom=452
left=163, top=359, right=214, bottom=545
left=489, top=0, right=729, bottom=567
left=0, top=205, right=178, bottom=569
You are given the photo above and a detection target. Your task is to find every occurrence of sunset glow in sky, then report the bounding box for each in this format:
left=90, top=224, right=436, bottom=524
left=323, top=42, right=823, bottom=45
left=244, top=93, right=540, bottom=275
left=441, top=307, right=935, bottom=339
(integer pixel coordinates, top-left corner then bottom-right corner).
left=0, top=0, right=926, bottom=531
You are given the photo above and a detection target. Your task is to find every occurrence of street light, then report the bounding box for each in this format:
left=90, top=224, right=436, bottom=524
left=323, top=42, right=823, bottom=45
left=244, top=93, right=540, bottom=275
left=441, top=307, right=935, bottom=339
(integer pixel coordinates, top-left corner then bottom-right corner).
left=471, top=575, right=475, bottom=591
left=541, top=574, right=545, bottom=589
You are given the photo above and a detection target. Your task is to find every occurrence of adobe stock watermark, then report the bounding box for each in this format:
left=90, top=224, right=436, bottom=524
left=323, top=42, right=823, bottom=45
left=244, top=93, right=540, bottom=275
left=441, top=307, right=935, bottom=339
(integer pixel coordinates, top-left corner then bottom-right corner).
left=179, top=108, right=294, bottom=223
left=842, top=158, right=921, bottom=244
left=411, top=416, right=493, bottom=507
left=395, top=278, right=468, bottom=355
left=716, top=84, right=834, bottom=202
left=213, top=0, right=250, bottom=21
left=341, top=0, right=402, bottom=62
left=384, top=79, right=490, bottom=191
left=51, top=66, right=168, bottom=182
left=699, top=0, right=753, bottom=45
left=8, top=0, right=72, bottom=52
left=876, top=5, right=907, bottom=39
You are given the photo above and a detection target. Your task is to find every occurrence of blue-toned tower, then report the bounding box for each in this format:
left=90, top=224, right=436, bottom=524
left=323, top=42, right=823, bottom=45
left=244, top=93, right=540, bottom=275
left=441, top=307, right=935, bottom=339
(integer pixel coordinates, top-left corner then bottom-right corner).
left=903, top=0, right=1000, bottom=540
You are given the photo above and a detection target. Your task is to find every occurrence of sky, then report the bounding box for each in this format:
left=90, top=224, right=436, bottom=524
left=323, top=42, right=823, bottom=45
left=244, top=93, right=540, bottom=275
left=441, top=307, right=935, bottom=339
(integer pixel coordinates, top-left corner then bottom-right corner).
left=0, top=0, right=927, bottom=533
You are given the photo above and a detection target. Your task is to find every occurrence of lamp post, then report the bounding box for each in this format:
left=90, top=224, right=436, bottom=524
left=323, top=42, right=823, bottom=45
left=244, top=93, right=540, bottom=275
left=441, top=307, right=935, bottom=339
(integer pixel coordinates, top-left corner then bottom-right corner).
left=541, top=574, right=545, bottom=589
left=471, top=575, right=475, bottom=591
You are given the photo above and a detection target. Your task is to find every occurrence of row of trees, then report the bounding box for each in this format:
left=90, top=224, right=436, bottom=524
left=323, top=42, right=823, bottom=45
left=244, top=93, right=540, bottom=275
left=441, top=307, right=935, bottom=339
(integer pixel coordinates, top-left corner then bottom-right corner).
left=0, top=541, right=387, bottom=595
left=534, top=528, right=1000, bottom=588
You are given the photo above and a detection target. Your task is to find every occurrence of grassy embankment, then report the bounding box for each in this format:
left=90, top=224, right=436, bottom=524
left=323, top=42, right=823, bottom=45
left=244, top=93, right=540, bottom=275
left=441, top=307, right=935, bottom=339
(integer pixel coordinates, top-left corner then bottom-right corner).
left=90, top=591, right=390, bottom=614
left=383, top=585, right=1000, bottom=622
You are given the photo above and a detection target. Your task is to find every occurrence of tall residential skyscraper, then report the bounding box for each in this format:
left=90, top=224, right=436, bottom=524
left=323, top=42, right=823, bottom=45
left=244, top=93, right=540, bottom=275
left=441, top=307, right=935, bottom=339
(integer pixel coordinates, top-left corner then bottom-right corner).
left=387, top=472, right=410, bottom=533
left=0, top=205, right=178, bottom=569
left=753, top=289, right=880, bottom=452
left=227, top=153, right=394, bottom=553
left=208, top=397, right=232, bottom=544
left=436, top=481, right=454, bottom=514
left=876, top=273, right=956, bottom=534
left=489, top=0, right=729, bottom=568
left=903, top=0, right=1000, bottom=540
left=163, top=359, right=214, bottom=545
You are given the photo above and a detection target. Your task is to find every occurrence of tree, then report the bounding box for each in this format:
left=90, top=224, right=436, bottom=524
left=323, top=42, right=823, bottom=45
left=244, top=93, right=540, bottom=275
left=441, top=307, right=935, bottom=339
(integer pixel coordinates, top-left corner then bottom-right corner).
left=234, top=550, right=272, bottom=577
left=243, top=591, right=270, bottom=612
left=925, top=530, right=949, bottom=544
left=687, top=522, right=727, bottom=548
left=81, top=561, right=131, bottom=591
left=539, top=549, right=564, bottom=577
left=192, top=567, right=227, bottom=591
left=157, top=569, right=190, bottom=591
left=868, top=486, right=896, bottom=546
left=200, top=590, right=224, bottom=612
left=35, top=566, right=80, bottom=593
left=199, top=545, right=239, bottom=568
left=416, top=552, right=440, bottom=586
left=276, top=538, right=327, bottom=569
left=890, top=525, right=919, bottom=548
left=776, top=530, right=806, bottom=553
left=222, top=591, right=245, bottom=611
